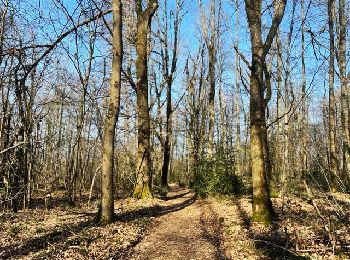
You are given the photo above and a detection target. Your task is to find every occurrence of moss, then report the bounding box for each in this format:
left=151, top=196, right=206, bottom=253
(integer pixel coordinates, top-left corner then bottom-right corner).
left=132, top=183, right=153, bottom=199
left=158, top=186, right=168, bottom=196
left=252, top=196, right=274, bottom=225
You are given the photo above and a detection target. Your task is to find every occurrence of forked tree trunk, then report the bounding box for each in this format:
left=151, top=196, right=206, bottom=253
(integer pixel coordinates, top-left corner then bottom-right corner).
left=99, top=0, right=122, bottom=224
left=245, top=0, right=286, bottom=224
left=161, top=0, right=181, bottom=188
left=132, top=0, right=158, bottom=199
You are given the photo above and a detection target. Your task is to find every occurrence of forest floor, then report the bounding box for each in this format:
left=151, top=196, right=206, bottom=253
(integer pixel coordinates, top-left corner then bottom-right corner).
left=0, top=185, right=349, bottom=259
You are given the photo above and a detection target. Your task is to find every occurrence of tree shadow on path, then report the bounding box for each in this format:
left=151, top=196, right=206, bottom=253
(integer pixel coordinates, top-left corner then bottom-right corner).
left=233, top=197, right=309, bottom=260
left=114, top=193, right=198, bottom=259
left=0, top=193, right=197, bottom=259
left=115, top=193, right=197, bottom=222
left=158, top=191, right=191, bottom=201
left=199, top=201, right=230, bottom=260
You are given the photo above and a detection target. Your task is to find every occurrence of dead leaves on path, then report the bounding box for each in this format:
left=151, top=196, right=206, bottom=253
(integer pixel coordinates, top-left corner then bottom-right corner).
left=0, top=190, right=349, bottom=259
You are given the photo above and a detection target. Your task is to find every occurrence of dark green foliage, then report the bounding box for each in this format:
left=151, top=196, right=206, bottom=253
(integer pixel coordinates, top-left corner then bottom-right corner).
left=191, top=156, right=245, bottom=197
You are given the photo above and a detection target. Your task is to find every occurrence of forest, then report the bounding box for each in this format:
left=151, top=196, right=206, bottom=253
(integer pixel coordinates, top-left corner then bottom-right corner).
left=0, top=0, right=350, bottom=259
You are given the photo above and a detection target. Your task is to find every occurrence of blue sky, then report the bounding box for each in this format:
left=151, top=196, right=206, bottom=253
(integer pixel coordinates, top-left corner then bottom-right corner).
left=10, top=0, right=336, bottom=128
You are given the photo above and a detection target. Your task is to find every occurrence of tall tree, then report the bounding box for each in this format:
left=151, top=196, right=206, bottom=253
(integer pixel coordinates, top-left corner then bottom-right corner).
left=244, top=0, right=286, bottom=223
left=235, top=0, right=241, bottom=176
left=100, top=0, right=123, bottom=224
left=328, top=0, right=337, bottom=191
left=160, top=0, right=182, bottom=188
left=338, top=0, right=350, bottom=186
left=132, top=0, right=159, bottom=198
left=199, top=0, right=216, bottom=158
left=301, top=0, right=307, bottom=179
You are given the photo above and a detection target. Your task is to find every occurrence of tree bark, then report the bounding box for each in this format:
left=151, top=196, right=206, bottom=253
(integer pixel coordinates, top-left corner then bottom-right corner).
left=235, top=0, right=241, bottom=176
left=245, top=0, right=286, bottom=224
left=301, top=0, right=307, bottom=181
left=99, top=0, right=122, bottom=224
left=328, top=0, right=337, bottom=191
left=338, top=0, right=350, bottom=186
left=161, top=0, right=181, bottom=188
left=132, top=0, right=158, bottom=199
left=199, top=0, right=216, bottom=158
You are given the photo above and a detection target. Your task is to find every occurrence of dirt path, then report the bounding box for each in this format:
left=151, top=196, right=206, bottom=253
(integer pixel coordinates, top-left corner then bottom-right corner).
left=1, top=188, right=346, bottom=259
left=128, top=190, right=228, bottom=260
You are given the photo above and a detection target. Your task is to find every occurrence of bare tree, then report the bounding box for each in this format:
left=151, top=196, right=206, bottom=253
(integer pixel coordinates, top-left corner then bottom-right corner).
left=245, top=0, right=286, bottom=223
left=198, top=0, right=217, bottom=158
left=132, top=0, right=159, bottom=199
left=338, top=0, right=350, bottom=185
left=160, top=0, right=183, bottom=188
left=328, top=0, right=337, bottom=191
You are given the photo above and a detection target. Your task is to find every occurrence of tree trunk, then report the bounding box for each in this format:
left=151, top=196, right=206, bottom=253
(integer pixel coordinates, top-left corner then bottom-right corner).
left=99, top=0, right=122, bottom=225
left=280, top=0, right=295, bottom=197
left=161, top=79, right=172, bottom=187
left=132, top=0, right=158, bottom=199
left=161, top=0, right=181, bottom=188
left=328, top=0, right=337, bottom=191
left=199, top=0, right=216, bottom=158
left=235, top=0, right=241, bottom=175
left=338, top=0, right=350, bottom=186
left=245, top=0, right=286, bottom=224
left=301, top=0, right=307, bottom=181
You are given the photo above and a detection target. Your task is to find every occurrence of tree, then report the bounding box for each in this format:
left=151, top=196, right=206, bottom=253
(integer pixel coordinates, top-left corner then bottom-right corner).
left=132, top=0, right=159, bottom=199
left=328, top=0, right=337, bottom=191
left=235, top=0, right=241, bottom=176
left=338, top=0, right=350, bottom=186
left=100, top=0, right=123, bottom=224
left=301, top=0, right=307, bottom=180
left=160, top=0, right=183, bottom=188
left=244, top=0, right=287, bottom=223
left=198, top=0, right=217, bottom=158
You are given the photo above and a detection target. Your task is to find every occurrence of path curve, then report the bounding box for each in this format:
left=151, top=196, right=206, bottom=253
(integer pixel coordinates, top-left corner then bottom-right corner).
left=128, top=190, right=228, bottom=260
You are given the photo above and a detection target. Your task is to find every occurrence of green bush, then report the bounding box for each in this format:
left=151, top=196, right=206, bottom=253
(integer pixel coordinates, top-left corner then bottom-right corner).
left=191, top=156, right=245, bottom=197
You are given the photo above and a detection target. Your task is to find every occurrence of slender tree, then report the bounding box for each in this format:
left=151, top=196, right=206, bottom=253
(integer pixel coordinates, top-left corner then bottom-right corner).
left=301, top=0, right=307, bottom=179
left=328, top=0, right=337, bottom=191
left=199, top=0, right=216, bottom=158
left=100, top=0, right=123, bottom=224
left=338, top=0, right=350, bottom=186
left=160, top=0, right=182, bottom=188
left=244, top=0, right=286, bottom=223
left=235, top=0, right=241, bottom=175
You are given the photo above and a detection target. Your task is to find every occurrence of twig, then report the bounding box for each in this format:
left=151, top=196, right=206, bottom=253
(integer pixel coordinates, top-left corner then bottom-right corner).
left=232, top=45, right=251, bottom=68
left=0, top=141, right=42, bottom=154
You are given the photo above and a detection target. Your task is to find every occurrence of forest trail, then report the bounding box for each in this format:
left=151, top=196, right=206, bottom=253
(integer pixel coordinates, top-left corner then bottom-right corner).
left=1, top=187, right=347, bottom=259
left=125, top=187, right=310, bottom=260
left=128, top=189, right=228, bottom=260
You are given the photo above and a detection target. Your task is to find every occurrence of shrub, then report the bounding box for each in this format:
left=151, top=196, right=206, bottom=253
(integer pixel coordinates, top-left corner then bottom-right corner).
left=191, top=156, right=245, bottom=197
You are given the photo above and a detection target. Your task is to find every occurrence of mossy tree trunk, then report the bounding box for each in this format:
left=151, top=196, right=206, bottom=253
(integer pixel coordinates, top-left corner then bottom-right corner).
left=132, top=0, right=158, bottom=199
left=244, top=0, right=286, bottom=224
